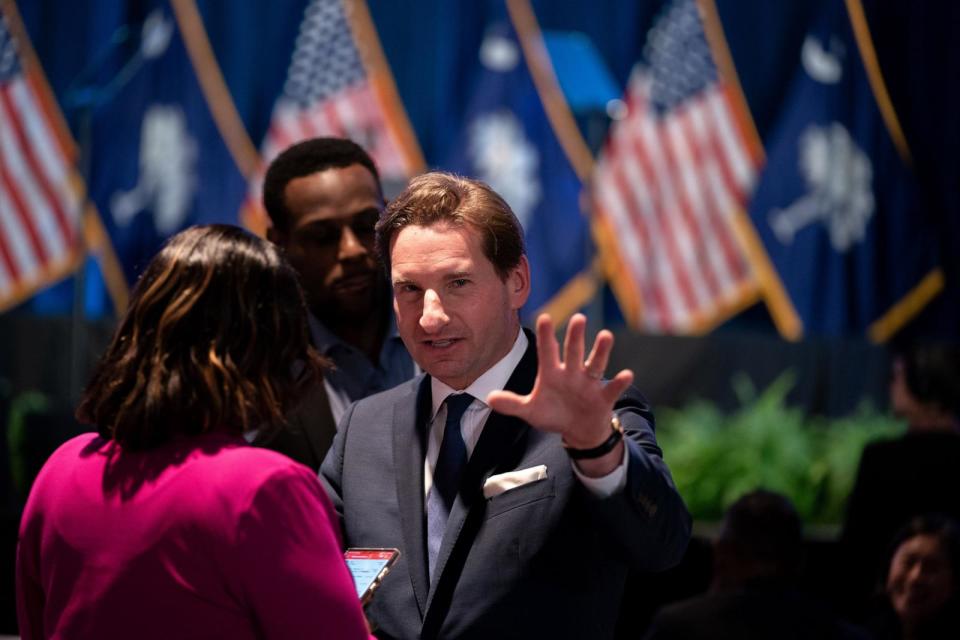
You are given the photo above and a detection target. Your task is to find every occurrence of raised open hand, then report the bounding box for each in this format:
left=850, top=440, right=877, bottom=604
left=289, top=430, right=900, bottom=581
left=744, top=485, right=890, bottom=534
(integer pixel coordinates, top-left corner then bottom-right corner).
left=486, top=313, right=634, bottom=450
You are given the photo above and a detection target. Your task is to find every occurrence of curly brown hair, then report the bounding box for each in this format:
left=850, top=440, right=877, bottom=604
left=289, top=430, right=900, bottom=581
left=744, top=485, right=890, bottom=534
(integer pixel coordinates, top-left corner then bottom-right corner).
left=76, top=224, right=327, bottom=450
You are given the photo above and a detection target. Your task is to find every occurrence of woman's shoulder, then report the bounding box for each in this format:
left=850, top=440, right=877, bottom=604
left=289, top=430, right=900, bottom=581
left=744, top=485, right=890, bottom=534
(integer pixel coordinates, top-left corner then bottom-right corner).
left=34, top=431, right=108, bottom=473
left=190, top=437, right=320, bottom=488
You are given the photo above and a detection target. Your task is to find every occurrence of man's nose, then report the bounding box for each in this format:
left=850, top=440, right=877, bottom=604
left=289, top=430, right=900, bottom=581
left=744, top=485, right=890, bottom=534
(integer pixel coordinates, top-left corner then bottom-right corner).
left=338, top=225, right=368, bottom=260
left=419, top=289, right=449, bottom=333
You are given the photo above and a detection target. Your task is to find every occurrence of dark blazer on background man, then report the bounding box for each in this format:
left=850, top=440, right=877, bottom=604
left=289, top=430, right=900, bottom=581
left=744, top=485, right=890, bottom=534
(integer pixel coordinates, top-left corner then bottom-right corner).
left=255, top=376, right=337, bottom=471
left=321, top=335, right=692, bottom=639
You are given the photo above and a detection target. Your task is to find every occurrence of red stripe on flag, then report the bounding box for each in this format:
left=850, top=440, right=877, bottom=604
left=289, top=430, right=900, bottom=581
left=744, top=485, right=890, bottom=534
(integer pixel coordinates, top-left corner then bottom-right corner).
left=607, top=160, right=670, bottom=329
left=677, top=105, right=746, bottom=282
left=611, top=123, right=682, bottom=329
left=703, top=105, right=746, bottom=211
left=322, top=100, right=346, bottom=137
left=0, top=89, right=75, bottom=248
left=656, top=107, right=721, bottom=302
left=0, top=152, right=48, bottom=265
left=612, top=110, right=688, bottom=327
left=627, top=105, right=700, bottom=317
left=294, top=110, right=321, bottom=140
left=0, top=191, right=21, bottom=281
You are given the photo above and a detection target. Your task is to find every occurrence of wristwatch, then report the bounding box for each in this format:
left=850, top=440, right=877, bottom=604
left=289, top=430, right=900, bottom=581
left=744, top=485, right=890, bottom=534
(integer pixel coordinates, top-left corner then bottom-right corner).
left=563, top=414, right=624, bottom=460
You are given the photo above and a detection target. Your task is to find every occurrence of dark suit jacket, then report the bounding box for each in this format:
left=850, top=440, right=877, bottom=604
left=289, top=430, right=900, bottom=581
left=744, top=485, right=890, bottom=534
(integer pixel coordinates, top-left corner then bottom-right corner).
left=643, top=582, right=869, bottom=640
left=255, top=376, right=338, bottom=471
left=840, top=430, right=960, bottom=606
left=320, top=335, right=692, bottom=639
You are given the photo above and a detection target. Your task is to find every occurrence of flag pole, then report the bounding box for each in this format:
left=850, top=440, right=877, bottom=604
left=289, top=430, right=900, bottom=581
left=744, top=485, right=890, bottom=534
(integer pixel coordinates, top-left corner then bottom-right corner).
left=62, top=25, right=143, bottom=402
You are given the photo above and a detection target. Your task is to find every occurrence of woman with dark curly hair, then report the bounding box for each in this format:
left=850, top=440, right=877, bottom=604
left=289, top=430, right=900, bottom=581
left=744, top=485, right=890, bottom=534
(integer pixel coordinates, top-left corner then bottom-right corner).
left=16, top=225, right=371, bottom=639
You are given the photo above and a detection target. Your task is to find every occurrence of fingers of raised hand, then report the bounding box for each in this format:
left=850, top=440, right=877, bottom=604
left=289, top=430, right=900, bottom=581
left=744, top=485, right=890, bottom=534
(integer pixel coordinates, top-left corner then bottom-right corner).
left=583, top=328, right=614, bottom=380
left=485, top=389, right=528, bottom=418
left=535, top=314, right=560, bottom=369
left=602, top=369, right=635, bottom=404
left=537, top=314, right=626, bottom=393
left=562, top=313, right=587, bottom=370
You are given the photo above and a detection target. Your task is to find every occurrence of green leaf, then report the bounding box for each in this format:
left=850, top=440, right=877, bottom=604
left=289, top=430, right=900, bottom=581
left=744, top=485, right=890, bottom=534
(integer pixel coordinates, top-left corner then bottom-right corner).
left=657, top=371, right=905, bottom=524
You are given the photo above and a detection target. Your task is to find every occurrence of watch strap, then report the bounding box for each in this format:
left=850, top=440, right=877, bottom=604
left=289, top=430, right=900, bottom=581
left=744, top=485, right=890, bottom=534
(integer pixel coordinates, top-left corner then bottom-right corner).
left=563, top=414, right=624, bottom=460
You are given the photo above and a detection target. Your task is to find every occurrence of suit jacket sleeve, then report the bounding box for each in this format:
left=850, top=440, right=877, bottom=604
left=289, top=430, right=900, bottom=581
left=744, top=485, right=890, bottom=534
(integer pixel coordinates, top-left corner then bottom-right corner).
left=590, top=386, right=692, bottom=572
left=320, top=401, right=358, bottom=533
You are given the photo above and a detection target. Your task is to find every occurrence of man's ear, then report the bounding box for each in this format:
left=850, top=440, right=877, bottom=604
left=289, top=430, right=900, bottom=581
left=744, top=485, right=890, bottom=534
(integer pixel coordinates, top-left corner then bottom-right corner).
left=508, top=255, right=531, bottom=310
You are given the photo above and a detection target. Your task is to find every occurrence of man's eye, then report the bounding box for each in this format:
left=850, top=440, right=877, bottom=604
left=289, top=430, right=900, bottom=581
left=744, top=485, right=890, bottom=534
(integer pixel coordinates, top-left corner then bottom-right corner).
left=451, top=279, right=469, bottom=288
left=352, top=215, right=378, bottom=235
left=301, top=227, right=339, bottom=245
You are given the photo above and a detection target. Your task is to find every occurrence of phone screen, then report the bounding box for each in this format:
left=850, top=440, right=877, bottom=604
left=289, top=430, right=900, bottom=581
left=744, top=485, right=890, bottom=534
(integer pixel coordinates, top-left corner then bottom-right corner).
left=344, top=548, right=400, bottom=600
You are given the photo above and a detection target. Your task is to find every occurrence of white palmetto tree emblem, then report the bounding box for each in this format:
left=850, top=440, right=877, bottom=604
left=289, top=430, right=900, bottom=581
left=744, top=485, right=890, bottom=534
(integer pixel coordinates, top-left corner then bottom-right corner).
left=111, top=104, right=198, bottom=234
left=468, top=110, right=541, bottom=229
left=768, top=122, right=874, bottom=252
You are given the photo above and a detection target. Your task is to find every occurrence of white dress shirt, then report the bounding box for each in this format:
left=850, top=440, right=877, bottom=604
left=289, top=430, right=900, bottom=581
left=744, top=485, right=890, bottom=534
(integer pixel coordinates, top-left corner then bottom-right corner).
left=424, top=329, right=628, bottom=499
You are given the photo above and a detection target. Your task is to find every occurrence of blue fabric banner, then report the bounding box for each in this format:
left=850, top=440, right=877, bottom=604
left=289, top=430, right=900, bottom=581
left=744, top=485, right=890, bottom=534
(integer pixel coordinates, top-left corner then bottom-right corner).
left=26, top=0, right=249, bottom=316
left=86, top=1, right=247, bottom=288
left=443, top=16, right=590, bottom=323
left=745, top=0, right=942, bottom=339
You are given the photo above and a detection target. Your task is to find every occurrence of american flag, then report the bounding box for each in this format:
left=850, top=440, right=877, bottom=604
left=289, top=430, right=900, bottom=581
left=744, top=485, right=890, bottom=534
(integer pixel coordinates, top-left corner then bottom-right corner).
left=0, top=4, right=82, bottom=310
left=245, top=0, right=422, bottom=229
left=593, top=0, right=760, bottom=333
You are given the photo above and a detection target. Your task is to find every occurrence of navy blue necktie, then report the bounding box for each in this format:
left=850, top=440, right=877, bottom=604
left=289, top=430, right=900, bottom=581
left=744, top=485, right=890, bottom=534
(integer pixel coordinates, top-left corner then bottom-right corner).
left=426, top=393, right=474, bottom=577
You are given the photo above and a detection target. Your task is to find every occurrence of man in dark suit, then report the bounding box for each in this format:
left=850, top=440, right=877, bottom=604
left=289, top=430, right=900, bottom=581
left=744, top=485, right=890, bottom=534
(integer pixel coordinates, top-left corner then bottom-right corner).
left=321, top=172, right=691, bottom=639
left=258, top=138, right=416, bottom=469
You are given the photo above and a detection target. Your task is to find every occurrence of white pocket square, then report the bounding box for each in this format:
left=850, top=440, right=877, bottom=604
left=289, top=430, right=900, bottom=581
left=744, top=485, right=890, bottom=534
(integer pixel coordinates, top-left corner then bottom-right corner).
left=483, top=465, right=548, bottom=498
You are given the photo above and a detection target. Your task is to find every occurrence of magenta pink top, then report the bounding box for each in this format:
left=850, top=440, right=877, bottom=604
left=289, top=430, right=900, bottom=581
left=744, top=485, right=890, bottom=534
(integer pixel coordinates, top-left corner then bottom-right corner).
left=17, top=432, right=372, bottom=639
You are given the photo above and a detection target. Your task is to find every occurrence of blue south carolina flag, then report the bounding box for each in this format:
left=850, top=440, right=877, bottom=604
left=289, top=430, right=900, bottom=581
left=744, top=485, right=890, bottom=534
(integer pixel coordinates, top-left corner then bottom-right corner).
left=443, top=9, right=590, bottom=323
left=26, top=0, right=250, bottom=316
left=87, top=1, right=248, bottom=292
left=746, top=0, right=942, bottom=340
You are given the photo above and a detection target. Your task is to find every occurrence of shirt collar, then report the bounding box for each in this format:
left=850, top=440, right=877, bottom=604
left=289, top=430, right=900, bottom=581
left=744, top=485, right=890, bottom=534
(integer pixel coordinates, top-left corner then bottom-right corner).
left=307, top=308, right=402, bottom=356
left=430, top=328, right=528, bottom=419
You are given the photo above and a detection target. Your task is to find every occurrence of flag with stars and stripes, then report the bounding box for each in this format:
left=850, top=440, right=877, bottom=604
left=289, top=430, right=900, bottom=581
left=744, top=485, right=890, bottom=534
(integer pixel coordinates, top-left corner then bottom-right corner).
left=245, top=0, right=423, bottom=230
left=592, top=0, right=760, bottom=334
left=0, top=3, right=83, bottom=311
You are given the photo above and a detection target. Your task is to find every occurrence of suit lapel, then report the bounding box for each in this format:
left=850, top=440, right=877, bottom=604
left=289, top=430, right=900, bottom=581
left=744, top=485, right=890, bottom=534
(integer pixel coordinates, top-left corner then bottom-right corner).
left=422, top=333, right=539, bottom=626
left=393, top=376, right=433, bottom=617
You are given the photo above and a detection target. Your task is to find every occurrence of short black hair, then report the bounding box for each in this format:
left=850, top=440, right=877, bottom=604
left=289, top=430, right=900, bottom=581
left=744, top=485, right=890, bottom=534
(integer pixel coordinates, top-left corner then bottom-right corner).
left=262, top=137, right=381, bottom=232
left=898, top=343, right=960, bottom=418
left=718, top=489, right=803, bottom=577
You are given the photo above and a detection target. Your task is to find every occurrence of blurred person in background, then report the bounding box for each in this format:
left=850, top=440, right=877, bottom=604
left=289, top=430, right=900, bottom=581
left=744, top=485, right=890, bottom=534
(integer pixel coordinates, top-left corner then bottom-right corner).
left=842, top=343, right=960, bottom=608
left=16, top=225, right=371, bottom=639
left=644, top=490, right=865, bottom=639
left=861, top=515, right=960, bottom=640
left=258, top=138, right=416, bottom=470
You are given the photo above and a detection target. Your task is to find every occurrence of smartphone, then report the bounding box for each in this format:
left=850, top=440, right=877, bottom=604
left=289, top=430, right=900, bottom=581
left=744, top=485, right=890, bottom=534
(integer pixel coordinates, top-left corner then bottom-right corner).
left=344, top=548, right=400, bottom=604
